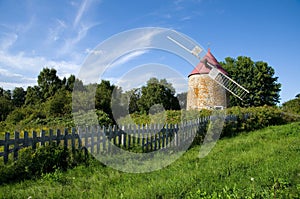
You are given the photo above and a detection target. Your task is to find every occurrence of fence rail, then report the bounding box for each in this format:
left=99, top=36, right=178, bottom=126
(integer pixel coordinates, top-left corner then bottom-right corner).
left=0, top=117, right=210, bottom=164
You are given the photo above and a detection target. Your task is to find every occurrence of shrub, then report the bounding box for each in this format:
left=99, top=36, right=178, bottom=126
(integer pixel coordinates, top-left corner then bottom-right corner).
left=0, top=143, right=90, bottom=185
left=222, top=106, right=297, bottom=137
left=117, top=110, right=212, bottom=126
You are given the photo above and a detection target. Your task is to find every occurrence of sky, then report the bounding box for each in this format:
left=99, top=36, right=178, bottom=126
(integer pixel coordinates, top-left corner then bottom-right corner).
left=0, top=0, right=299, bottom=104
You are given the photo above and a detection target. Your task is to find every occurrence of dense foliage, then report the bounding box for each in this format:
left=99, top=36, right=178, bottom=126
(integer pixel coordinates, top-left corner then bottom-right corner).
left=0, top=143, right=90, bottom=185
left=117, top=105, right=299, bottom=138
left=282, top=94, right=300, bottom=116
left=0, top=68, right=182, bottom=132
left=220, top=56, right=281, bottom=107
left=222, top=105, right=299, bottom=137
left=122, top=78, right=181, bottom=114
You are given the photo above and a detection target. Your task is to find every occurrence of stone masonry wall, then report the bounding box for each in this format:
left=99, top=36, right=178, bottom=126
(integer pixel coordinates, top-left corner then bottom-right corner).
left=186, top=74, right=228, bottom=110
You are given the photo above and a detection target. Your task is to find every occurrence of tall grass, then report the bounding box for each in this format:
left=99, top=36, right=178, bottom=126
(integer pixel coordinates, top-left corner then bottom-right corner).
left=0, top=122, right=299, bottom=198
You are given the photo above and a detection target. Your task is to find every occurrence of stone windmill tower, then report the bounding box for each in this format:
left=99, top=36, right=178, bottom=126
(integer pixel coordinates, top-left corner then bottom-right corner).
left=167, top=35, right=249, bottom=110
left=186, top=49, right=229, bottom=110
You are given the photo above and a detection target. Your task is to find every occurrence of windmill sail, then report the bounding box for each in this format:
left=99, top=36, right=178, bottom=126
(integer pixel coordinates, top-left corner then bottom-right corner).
left=167, top=36, right=249, bottom=101
left=167, top=36, right=202, bottom=59
left=205, top=61, right=249, bottom=101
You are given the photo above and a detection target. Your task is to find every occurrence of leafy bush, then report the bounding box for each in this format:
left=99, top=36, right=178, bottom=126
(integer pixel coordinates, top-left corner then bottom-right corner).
left=117, top=109, right=212, bottom=126
left=73, top=110, right=113, bottom=127
left=222, top=106, right=298, bottom=137
left=282, top=97, right=300, bottom=117
left=0, top=143, right=90, bottom=185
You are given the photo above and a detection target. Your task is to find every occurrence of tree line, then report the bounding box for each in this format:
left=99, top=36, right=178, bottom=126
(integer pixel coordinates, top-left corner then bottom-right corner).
left=0, top=67, right=183, bottom=129
left=0, top=55, right=290, bottom=130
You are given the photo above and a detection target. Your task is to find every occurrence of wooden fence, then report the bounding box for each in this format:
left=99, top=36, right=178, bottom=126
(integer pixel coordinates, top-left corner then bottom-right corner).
left=0, top=117, right=210, bottom=164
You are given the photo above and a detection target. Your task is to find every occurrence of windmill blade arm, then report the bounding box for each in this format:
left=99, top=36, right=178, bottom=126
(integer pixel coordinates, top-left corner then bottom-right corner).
left=167, top=36, right=202, bottom=59
left=207, top=64, right=250, bottom=101
left=167, top=34, right=249, bottom=101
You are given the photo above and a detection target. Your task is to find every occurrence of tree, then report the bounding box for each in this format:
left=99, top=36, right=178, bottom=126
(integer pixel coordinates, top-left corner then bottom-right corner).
left=95, top=80, right=115, bottom=117
left=63, top=74, right=76, bottom=92
left=47, top=89, right=71, bottom=117
left=137, top=78, right=180, bottom=113
left=0, top=96, right=14, bottom=121
left=177, top=92, right=187, bottom=109
left=220, top=56, right=281, bottom=107
left=111, top=86, right=127, bottom=119
left=296, top=93, right=300, bottom=98
left=0, top=88, right=11, bottom=100
left=25, top=86, right=41, bottom=105
left=124, top=88, right=141, bottom=114
left=12, top=87, right=26, bottom=107
left=37, top=68, right=62, bottom=100
left=0, top=87, right=14, bottom=121
left=282, top=97, right=300, bottom=116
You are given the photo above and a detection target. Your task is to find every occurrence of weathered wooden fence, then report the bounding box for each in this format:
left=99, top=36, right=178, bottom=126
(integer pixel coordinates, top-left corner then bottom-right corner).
left=0, top=117, right=210, bottom=163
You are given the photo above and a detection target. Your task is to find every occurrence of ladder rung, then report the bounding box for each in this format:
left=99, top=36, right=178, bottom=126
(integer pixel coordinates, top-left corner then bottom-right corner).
left=209, top=69, right=249, bottom=100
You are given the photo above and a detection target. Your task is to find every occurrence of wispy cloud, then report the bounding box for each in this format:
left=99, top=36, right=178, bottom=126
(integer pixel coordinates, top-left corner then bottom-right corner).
left=110, top=64, right=188, bottom=94
left=0, top=0, right=103, bottom=90
left=180, top=16, right=192, bottom=21
left=60, top=21, right=100, bottom=58
left=57, top=0, right=102, bottom=58
left=0, top=50, right=80, bottom=89
left=77, top=28, right=164, bottom=84
left=0, top=68, right=36, bottom=89
left=48, top=19, right=67, bottom=42
left=110, top=50, right=149, bottom=69
left=73, top=0, right=90, bottom=28
left=0, top=16, right=35, bottom=51
left=0, top=32, right=18, bottom=50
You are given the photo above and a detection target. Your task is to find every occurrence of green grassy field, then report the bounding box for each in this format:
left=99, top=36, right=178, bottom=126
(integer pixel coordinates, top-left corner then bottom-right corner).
left=1, top=122, right=300, bottom=198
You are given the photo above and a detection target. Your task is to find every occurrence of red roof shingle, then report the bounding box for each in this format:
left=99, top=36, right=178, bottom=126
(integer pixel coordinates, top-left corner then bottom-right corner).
left=188, top=49, right=228, bottom=77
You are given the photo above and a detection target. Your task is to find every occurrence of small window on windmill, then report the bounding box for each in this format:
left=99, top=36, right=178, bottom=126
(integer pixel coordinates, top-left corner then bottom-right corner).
left=214, top=106, right=223, bottom=110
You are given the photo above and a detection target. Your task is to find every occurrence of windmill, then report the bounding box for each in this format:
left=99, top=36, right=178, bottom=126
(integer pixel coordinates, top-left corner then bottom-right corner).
left=167, top=36, right=249, bottom=102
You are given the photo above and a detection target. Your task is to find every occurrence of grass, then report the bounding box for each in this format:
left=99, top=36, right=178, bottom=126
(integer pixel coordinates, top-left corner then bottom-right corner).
left=1, top=122, right=300, bottom=198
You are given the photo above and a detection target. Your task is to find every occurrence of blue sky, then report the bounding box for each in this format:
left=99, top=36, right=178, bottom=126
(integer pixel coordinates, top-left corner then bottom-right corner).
left=0, top=0, right=299, bottom=103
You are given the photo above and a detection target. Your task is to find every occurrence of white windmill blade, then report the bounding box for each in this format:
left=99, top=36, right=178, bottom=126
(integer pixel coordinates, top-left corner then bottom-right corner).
left=168, top=35, right=249, bottom=101
left=205, top=61, right=249, bottom=101
left=167, top=36, right=203, bottom=59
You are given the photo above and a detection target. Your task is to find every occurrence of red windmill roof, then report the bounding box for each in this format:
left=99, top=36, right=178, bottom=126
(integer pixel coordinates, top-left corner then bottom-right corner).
left=188, top=49, right=227, bottom=77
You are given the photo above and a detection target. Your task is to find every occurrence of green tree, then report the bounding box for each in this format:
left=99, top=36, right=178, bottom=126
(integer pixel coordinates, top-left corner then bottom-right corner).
left=0, top=96, right=14, bottom=121
left=220, top=56, right=281, bottom=107
left=25, top=86, right=41, bottom=105
left=0, top=88, right=11, bottom=100
left=95, top=80, right=115, bottom=117
left=63, top=74, right=76, bottom=92
left=137, top=78, right=180, bottom=113
left=12, top=87, right=26, bottom=107
left=282, top=96, right=300, bottom=116
left=0, top=87, right=14, bottom=121
left=47, top=89, right=72, bottom=117
left=37, top=68, right=62, bottom=100
left=124, top=88, right=141, bottom=114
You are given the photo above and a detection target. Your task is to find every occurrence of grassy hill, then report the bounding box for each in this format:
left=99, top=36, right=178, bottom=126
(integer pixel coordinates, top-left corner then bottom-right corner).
left=1, top=122, right=300, bottom=198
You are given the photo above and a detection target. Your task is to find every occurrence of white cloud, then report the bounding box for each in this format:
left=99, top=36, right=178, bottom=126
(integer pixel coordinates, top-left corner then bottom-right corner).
left=0, top=50, right=80, bottom=89
left=60, top=21, right=101, bottom=58
left=48, top=19, right=67, bottom=42
left=180, top=16, right=192, bottom=21
left=73, top=0, right=90, bottom=28
left=0, top=33, right=18, bottom=50
left=0, top=1, right=103, bottom=90
left=109, top=50, right=149, bottom=69
left=77, top=28, right=164, bottom=84
left=106, top=62, right=188, bottom=94
left=0, top=68, right=36, bottom=89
